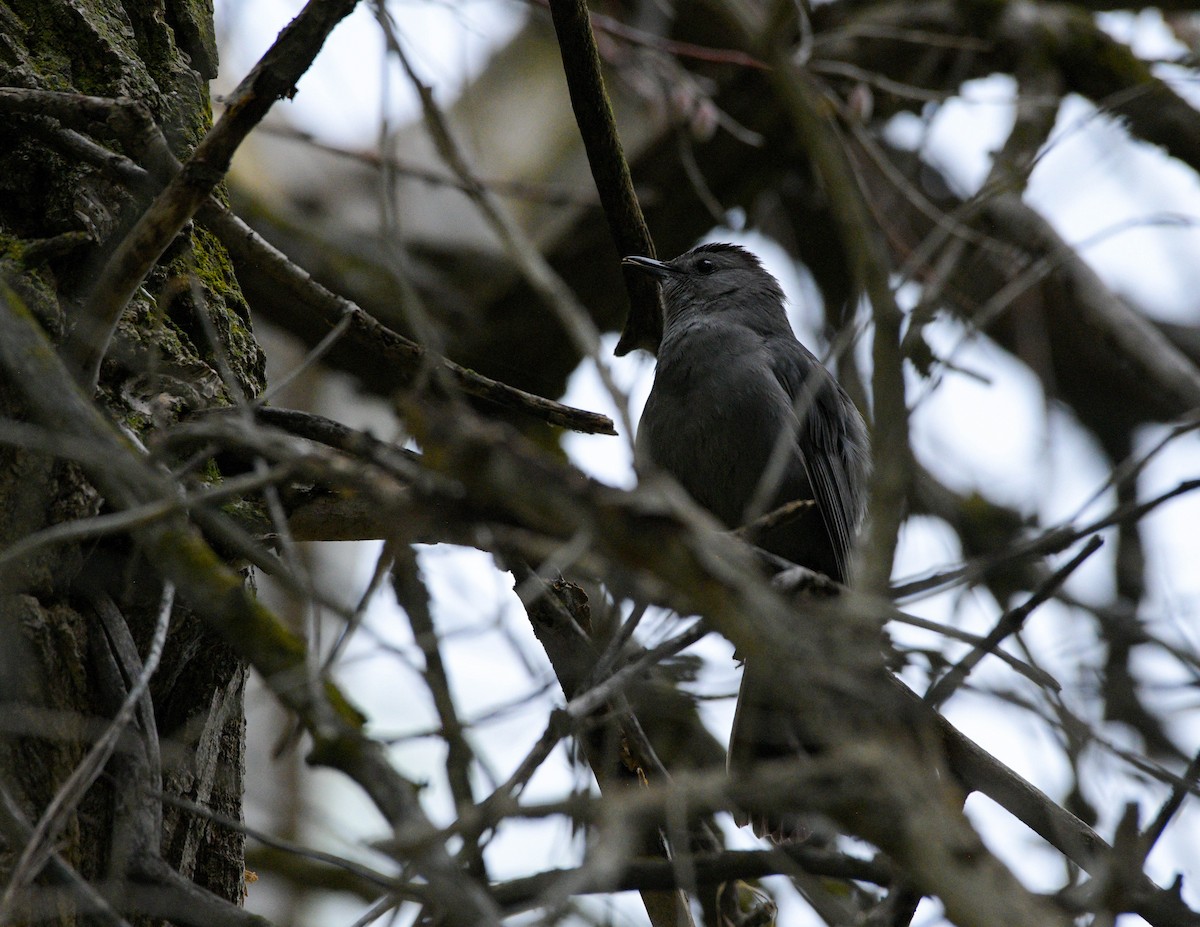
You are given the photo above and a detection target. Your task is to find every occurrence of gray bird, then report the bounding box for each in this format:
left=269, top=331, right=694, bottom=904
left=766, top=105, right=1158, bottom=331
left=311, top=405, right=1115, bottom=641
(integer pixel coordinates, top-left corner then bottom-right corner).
left=624, top=242, right=871, bottom=840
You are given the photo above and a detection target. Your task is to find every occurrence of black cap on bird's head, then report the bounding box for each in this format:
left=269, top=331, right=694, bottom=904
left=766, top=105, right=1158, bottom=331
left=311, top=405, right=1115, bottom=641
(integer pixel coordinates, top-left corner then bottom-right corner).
left=622, top=243, right=787, bottom=327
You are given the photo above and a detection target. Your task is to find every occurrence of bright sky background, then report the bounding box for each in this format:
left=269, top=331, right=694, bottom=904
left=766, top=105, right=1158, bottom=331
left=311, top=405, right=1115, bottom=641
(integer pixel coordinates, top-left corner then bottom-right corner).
left=215, top=3, right=1200, bottom=925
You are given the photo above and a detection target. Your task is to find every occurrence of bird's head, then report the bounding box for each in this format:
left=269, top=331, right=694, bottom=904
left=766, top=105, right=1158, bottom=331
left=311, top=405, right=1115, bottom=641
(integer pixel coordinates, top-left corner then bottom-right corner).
left=622, top=243, right=787, bottom=329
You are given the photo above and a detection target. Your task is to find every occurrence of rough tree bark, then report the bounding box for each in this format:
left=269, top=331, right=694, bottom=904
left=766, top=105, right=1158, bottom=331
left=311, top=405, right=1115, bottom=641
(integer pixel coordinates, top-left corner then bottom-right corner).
left=0, top=0, right=260, bottom=919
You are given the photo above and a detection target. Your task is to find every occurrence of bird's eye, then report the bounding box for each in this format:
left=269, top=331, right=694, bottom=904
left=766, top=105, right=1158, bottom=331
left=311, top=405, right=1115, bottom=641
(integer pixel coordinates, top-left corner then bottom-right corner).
left=695, top=258, right=716, bottom=274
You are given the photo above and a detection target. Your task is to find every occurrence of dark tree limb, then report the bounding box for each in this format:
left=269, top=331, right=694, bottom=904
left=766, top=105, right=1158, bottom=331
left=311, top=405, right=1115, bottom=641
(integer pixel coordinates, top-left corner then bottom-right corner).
left=0, top=283, right=504, bottom=927
left=0, top=88, right=617, bottom=436
left=201, top=204, right=617, bottom=435
left=547, top=0, right=663, bottom=355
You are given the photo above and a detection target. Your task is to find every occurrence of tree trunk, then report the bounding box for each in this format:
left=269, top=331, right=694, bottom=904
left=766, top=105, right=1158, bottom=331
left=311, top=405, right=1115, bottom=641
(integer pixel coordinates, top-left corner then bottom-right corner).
left=0, top=0, right=261, bottom=919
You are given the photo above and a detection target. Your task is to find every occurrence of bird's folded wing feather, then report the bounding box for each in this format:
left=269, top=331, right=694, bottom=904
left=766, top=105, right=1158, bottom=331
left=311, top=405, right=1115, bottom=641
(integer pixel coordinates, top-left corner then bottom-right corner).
left=770, top=342, right=863, bottom=580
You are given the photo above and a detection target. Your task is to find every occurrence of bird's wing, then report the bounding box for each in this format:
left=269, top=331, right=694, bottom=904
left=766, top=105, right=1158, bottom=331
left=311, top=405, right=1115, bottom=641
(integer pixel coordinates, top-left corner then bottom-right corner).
left=770, top=341, right=867, bottom=580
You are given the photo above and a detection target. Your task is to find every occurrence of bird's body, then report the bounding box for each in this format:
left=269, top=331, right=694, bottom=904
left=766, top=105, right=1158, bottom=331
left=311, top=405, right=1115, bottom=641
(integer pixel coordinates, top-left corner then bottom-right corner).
left=639, top=312, right=849, bottom=580
left=625, top=242, right=870, bottom=840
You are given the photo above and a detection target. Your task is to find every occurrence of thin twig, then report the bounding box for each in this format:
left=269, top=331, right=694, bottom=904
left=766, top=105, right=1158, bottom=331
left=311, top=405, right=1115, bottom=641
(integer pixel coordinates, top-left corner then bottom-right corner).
left=0, top=465, right=293, bottom=572
left=1137, top=747, right=1200, bottom=863
left=158, top=792, right=410, bottom=897
left=892, top=479, right=1200, bottom=601
left=0, top=781, right=133, bottom=927
left=382, top=13, right=635, bottom=443
left=924, top=536, right=1103, bottom=708
left=884, top=605, right=1059, bottom=691
left=258, top=122, right=598, bottom=205
left=567, top=3, right=769, bottom=71
left=734, top=498, right=817, bottom=537
left=566, top=623, right=709, bottom=722
left=392, top=545, right=486, bottom=878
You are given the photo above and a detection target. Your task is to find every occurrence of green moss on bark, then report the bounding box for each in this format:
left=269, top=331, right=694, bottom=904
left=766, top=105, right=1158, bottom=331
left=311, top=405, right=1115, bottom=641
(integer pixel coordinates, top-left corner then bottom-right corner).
left=0, top=0, right=257, bottom=913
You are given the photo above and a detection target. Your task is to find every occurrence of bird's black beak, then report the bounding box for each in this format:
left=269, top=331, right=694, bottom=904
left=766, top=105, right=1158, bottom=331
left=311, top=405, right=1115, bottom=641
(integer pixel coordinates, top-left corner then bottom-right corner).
left=622, top=255, right=672, bottom=279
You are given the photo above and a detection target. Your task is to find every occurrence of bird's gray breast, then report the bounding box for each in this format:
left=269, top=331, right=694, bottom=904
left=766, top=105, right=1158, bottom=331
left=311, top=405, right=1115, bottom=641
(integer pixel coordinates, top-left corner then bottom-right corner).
left=636, top=321, right=805, bottom=529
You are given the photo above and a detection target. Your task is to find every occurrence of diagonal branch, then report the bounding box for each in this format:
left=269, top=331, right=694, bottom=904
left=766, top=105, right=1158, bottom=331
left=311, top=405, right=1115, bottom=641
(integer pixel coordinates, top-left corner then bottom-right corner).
left=924, top=535, right=1103, bottom=708
left=547, top=0, right=662, bottom=355
left=0, top=88, right=616, bottom=435
left=391, top=546, right=486, bottom=879
left=65, top=0, right=364, bottom=390
left=0, top=282, right=504, bottom=927
left=201, top=203, right=617, bottom=435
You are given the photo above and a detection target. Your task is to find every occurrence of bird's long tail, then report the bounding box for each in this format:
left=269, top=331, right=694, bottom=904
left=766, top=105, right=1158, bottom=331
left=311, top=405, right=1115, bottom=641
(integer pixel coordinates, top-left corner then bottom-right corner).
left=727, top=660, right=826, bottom=843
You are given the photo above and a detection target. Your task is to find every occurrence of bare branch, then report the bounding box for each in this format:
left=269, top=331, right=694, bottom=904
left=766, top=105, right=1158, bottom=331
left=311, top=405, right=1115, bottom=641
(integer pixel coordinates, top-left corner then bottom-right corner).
left=0, top=281, right=504, bottom=927
left=546, top=0, right=663, bottom=355
left=64, top=0, right=365, bottom=390
left=924, top=535, right=1103, bottom=708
